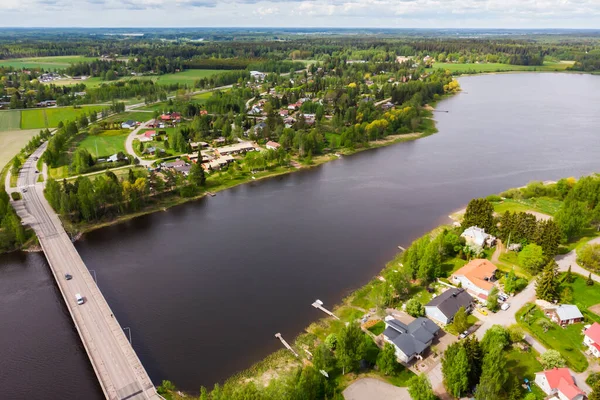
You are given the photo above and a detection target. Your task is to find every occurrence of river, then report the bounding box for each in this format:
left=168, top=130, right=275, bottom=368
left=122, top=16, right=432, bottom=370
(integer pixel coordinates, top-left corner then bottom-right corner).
left=2, top=73, right=600, bottom=397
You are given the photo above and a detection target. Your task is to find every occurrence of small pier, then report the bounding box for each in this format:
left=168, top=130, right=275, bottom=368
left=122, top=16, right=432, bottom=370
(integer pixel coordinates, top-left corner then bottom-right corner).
left=312, top=299, right=340, bottom=320
left=432, top=110, right=449, bottom=113
left=206, top=191, right=216, bottom=197
left=275, top=333, right=299, bottom=357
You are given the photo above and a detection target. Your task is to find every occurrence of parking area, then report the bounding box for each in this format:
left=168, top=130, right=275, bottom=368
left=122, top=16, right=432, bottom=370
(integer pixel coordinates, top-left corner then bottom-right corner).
left=343, top=378, right=410, bottom=400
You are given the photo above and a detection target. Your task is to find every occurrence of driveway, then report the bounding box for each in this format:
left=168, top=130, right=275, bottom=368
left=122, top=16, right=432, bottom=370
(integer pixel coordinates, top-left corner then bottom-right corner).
left=555, top=237, right=600, bottom=283
left=343, top=378, right=410, bottom=400
left=124, top=120, right=154, bottom=167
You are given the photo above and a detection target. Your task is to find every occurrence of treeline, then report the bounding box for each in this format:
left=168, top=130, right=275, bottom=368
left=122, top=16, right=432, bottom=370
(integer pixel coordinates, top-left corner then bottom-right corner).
left=66, top=56, right=185, bottom=78
left=194, top=70, right=250, bottom=89
left=0, top=188, right=30, bottom=252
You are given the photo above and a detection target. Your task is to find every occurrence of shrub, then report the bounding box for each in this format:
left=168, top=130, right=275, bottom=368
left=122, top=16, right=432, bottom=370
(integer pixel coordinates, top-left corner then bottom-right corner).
left=10, top=192, right=22, bottom=201
left=325, top=333, right=337, bottom=350
left=406, top=299, right=425, bottom=317
left=486, top=194, right=502, bottom=202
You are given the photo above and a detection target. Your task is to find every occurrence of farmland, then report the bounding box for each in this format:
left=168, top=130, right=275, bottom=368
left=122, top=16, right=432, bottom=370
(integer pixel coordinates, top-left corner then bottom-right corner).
left=0, top=129, right=39, bottom=168
left=0, top=110, right=21, bottom=131
left=20, top=106, right=105, bottom=129
left=436, top=61, right=574, bottom=74
left=78, top=129, right=130, bottom=157
left=0, top=56, right=98, bottom=70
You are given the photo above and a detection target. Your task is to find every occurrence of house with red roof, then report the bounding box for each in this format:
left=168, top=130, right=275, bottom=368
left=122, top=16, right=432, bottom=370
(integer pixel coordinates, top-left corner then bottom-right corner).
left=143, top=130, right=157, bottom=139
left=534, top=368, right=586, bottom=400
left=584, top=322, right=600, bottom=358
left=160, top=114, right=171, bottom=121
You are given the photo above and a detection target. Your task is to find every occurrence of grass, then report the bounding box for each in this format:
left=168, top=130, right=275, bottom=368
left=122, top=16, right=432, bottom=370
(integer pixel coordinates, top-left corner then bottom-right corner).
left=367, top=321, right=386, bottom=336
left=21, top=106, right=105, bottom=129
left=506, top=346, right=543, bottom=381
left=517, top=304, right=588, bottom=372
left=0, top=129, right=39, bottom=170
left=436, top=61, right=574, bottom=74
left=496, top=251, right=534, bottom=280
left=78, top=129, right=129, bottom=157
left=0, top=110, right=21, bottom=131
left=191, top=91, right=216, bottom=103
left=102, top=112, right=154, bottom=124
left=54, top=69, right=228, bottom=88
left=493, top=197, right=563, bottom=216
left=0, top=56, right=98, bottom=70
left=49, top=165, right=69, bottom=180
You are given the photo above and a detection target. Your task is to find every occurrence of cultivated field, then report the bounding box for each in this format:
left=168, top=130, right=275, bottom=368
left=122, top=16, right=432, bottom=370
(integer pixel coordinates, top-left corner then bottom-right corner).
left=78, top=129, right=129, bottom=157
left=0, top=129, right=39, bottom=168
left=21, top=106, right=105, bottom=129
left=0, top=56, right=98, bottom=70
left=0, top=110, right=21, bottom=131
left=437, top=61, right=575, bottom=73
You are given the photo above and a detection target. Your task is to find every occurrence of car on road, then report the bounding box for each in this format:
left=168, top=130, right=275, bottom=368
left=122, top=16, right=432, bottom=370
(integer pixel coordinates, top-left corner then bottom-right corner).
left=501, top=303, right=511, bottom=311
left=21, top=188, right=27, bottom=193
left=33, top=156, right=38, bottom=161
left=65, top=273, right=72, bottom=280
left=76, top=293, right=85, bottom=305
left=35, top=170, right=39, bottom=174
left=459, top=330, right=469, bottom=339
left=477, top=308, right=488, bottom=316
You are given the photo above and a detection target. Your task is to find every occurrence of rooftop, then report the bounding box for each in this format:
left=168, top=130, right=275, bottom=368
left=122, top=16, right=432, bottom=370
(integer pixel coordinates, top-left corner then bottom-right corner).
left=585, top=322, right=600, bottom=343
left=383, top=316, right=439, bottom=358
left=453, top=259, right=498, bottom=291
left=426, top=288, right=473, bottom=319
left=555, top=304, right=583, bottom=321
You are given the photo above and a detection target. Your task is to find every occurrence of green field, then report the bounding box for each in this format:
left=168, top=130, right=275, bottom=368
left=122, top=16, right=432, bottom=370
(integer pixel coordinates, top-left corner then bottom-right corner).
left=437, top=61, right=574, bottom=74
left=0, top=56, right=98, bottom=70
left=0, top=129, right=39, bottom=169
left=21, top=106, right=105, bottom=129
left=0, top=110, right=21, bottom=131
left=492, top=197, right=563, bottom=216
left=52, top=69, right=226, bottom=88
left=78, top=129, right=129, bottom=157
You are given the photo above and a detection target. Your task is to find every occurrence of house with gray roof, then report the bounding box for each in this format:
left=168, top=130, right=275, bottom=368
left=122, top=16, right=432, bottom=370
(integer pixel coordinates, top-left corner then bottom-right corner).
left=383, top=316, right=440, bottom=363
left=550, top=304, right=584, bottom=327
left=425, top=288, right=474, bottom=325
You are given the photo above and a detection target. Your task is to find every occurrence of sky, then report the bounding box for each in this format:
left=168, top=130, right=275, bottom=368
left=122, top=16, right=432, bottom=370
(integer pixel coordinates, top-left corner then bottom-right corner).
left=1, top=0, right=600, bottom=29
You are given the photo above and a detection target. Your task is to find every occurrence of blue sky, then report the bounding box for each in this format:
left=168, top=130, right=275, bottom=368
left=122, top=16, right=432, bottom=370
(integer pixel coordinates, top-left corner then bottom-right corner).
left=1, top=0, right=600, bottom=28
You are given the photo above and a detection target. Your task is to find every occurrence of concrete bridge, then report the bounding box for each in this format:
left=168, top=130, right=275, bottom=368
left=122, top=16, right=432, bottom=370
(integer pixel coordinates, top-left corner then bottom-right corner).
left=12, top=142, right=162, bottom=400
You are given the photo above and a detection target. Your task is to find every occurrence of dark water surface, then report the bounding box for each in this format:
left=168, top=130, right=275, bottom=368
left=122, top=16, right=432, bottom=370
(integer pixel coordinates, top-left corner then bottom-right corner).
left=2, top=73, right=600, bottom=397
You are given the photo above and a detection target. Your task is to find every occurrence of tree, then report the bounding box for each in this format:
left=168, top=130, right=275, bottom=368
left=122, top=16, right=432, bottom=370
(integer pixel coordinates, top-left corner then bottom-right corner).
left=536, top=318, right=553, bottom=333
left=577, top=244, right=600, bottom=272
left=199, top=386, right=209, bottom=400
left=408, top=374, right=437, bottom=400
left=481, top=325, right=509, bottom=352
left=376, top=343, right=398, bottom=375
left=476, top=347, right=508, bottom=400
left=188, top=162, right=206, bottom=187
left=504, top=269, right=517, bottom=294
left=590, top=380, right=600, bottom=400
left=325, top=333, right=337, bottom=350
left=540, top=349, right=566, bottom=369
left=442, top=342, right=470, bottom=398
left=463, top=336, right=483, bottom=388
left=11, top=157, right=22, bottom=176
left=406, top=299, right=425, bottom=317
left=336, top=322, right=365, bottom=374
left=453, top=306, right=469, bottom=333
left=313, top=343, right=335, bottom=373
left=536, top=260, right=559, bottom=302
left=486, top=286, right=500, bottom=312
left=564, top=265, right=574, bottom=283
left=518, top=243, right=546, bottom=274
left=462, top=198, right=495, bottom=233
left=588, top=273, right=595, bottom=286
left=555, top=198, right=591, bottom=240
left=560, top=285, right=573, bottom=303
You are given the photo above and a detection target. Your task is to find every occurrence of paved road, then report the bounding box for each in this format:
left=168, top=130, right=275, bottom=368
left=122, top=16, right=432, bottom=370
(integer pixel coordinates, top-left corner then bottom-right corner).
left=343, top=378, right=410, bottom=400
left=556, top=237, right=600, bottom=283
left=124, top=121, right=154, bottom=167
left=14, top=144, right=161, bottom=400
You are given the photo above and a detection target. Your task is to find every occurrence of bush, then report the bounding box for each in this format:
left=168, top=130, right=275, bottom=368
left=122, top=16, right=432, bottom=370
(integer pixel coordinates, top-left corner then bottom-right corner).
left=541, top=349, right=566, bottom=369
left=325, top=333, right=337, bottom=350
left=486, top=194, right=502, bottom=202
left=10, top=192, right=22, bottom=201
left=577, top=244, right=600, bottom=272
left=406, top=299, right=425, bottom=317
left=500, top=188, right=522, bottom=199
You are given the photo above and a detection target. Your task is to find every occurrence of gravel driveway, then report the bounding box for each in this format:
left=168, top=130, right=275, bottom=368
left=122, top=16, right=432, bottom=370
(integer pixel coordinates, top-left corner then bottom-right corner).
left=343, top=378, right=410, bottom=400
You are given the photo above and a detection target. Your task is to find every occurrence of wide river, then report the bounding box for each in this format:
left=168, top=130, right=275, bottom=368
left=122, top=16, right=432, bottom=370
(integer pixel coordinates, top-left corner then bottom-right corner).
left=2, top=73, right=600, bottom=397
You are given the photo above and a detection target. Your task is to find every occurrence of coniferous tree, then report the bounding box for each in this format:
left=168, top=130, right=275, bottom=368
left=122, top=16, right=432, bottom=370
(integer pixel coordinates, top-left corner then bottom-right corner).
left=536, top=260, right=559, bottom=302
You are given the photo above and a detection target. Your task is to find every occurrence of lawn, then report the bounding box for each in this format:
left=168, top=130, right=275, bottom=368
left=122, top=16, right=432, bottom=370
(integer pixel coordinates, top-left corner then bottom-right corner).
left=21, top=106, right=105, bottom=129
left=0, top=129, right=39, bottom=169
left=436, top=61, right=574, bottom=74
left=155, top=69, right=226, bottom=85
left=191, top=91, right=216, bottom=103
left=517, top=304, right=588, bottom=372
left=496, top=251, right=533, bottom=280
left=492, top=197, right=563, bottom=216
left=0, top=56, right=98, bottom=70
left=78, top=129, right=129, bottom=157
left=367, top=321, right=386, bottom=336
left=506, top=346, right=543, bottom=381
left=445, top=314, right=478, bottom=335
left=0, top=110, right=21, bottom=131
left=102, top=112, right=154, bottom=125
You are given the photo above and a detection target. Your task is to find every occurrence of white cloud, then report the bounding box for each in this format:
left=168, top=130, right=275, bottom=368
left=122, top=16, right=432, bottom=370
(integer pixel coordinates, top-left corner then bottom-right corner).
left=1, top=0, right=600, bottom=27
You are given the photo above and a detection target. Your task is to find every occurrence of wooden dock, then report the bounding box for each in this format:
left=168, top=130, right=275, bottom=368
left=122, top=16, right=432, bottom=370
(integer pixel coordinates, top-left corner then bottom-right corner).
left=275, top=333, right=299, bottom=357
left=311, top=299, right=340, bottom=320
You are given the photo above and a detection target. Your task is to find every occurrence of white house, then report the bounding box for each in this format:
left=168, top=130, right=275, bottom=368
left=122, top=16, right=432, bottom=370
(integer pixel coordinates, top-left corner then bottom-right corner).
left=450, top=259, right=498, bottom=299
left=461, top=226, right=496, bottom=248
left=382, top=316, right=439, bottom=363
left=121, top=120, right=138, bottom=129
left=584, top=322, right=600, bottom=358
left=534, top=368, right=586, bottom=400
left=265, top=141, right=281, bottom=151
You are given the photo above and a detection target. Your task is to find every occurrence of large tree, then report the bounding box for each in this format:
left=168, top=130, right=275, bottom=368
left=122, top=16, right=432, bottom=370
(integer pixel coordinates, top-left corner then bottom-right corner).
left=518, top=243, right=546, bottom=274
left=536, top=260, right=559, bottom=302
left=337, top=322, right=365, bottom=374
left=486, top=287, right=500, bottom=312
left=408, top=374, right=437, bottom=400
left=406, top=299, right=425, bottom=317
left=463, top=336, right=483, bottom=388
left=376, top=343, right=398, bottom=375
left=442, top=342, right=470, bottom=398
left=462, top=198, right=495, bottom=233
left=476, top=347, right=509, bottom=400
left=555, top=197, right=591, bottom=240
left=453, top=306, right=469, bottom=333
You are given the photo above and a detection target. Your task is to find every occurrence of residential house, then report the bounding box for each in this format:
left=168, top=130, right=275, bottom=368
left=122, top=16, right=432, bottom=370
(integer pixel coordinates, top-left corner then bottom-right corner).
left=36, top=100, right=57, bottom=107
left=143, top=130, right=157, bottom=139
left=122, top=120, right=138, bottom=129
left=279, top=109, right=289, bottom=117
left=451, top=259, right=498, bottom=299
left=382, top=316, right=440, bottom=363
left=106, top=153, right=124, bottom=163
left=250, top=71, right=266, bottom=81
left=461, top=226, right=496, bottom=248
left=550, top=305, right=584, bottom=327
left=160, top=114, right=172, bottom=121
left=534, top=368, right=586, bottom=400
left=266, top=141, right=281, bottom=151
left=425, top=288, right=474, bottom=325
left=381, top=101, right=395, bottom=111
left=215, top=142, right=256, bottom=156
left=147, top=119, right=159, bottom=128
left=584, top=323, right=600, bottom=358
left=171, top=112, right=182, bottom=121
left=144, top=146, right=157, bottom=155
left=253, top=122, right=267, bottom=134
left=164, top=160, right=187, bottom=169
left=190, top=142, right=209, bottom=151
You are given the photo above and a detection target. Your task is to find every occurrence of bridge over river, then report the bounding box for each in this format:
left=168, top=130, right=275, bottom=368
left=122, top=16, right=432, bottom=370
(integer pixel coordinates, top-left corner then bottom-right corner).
left=12, top=142, right=161, bottom=400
